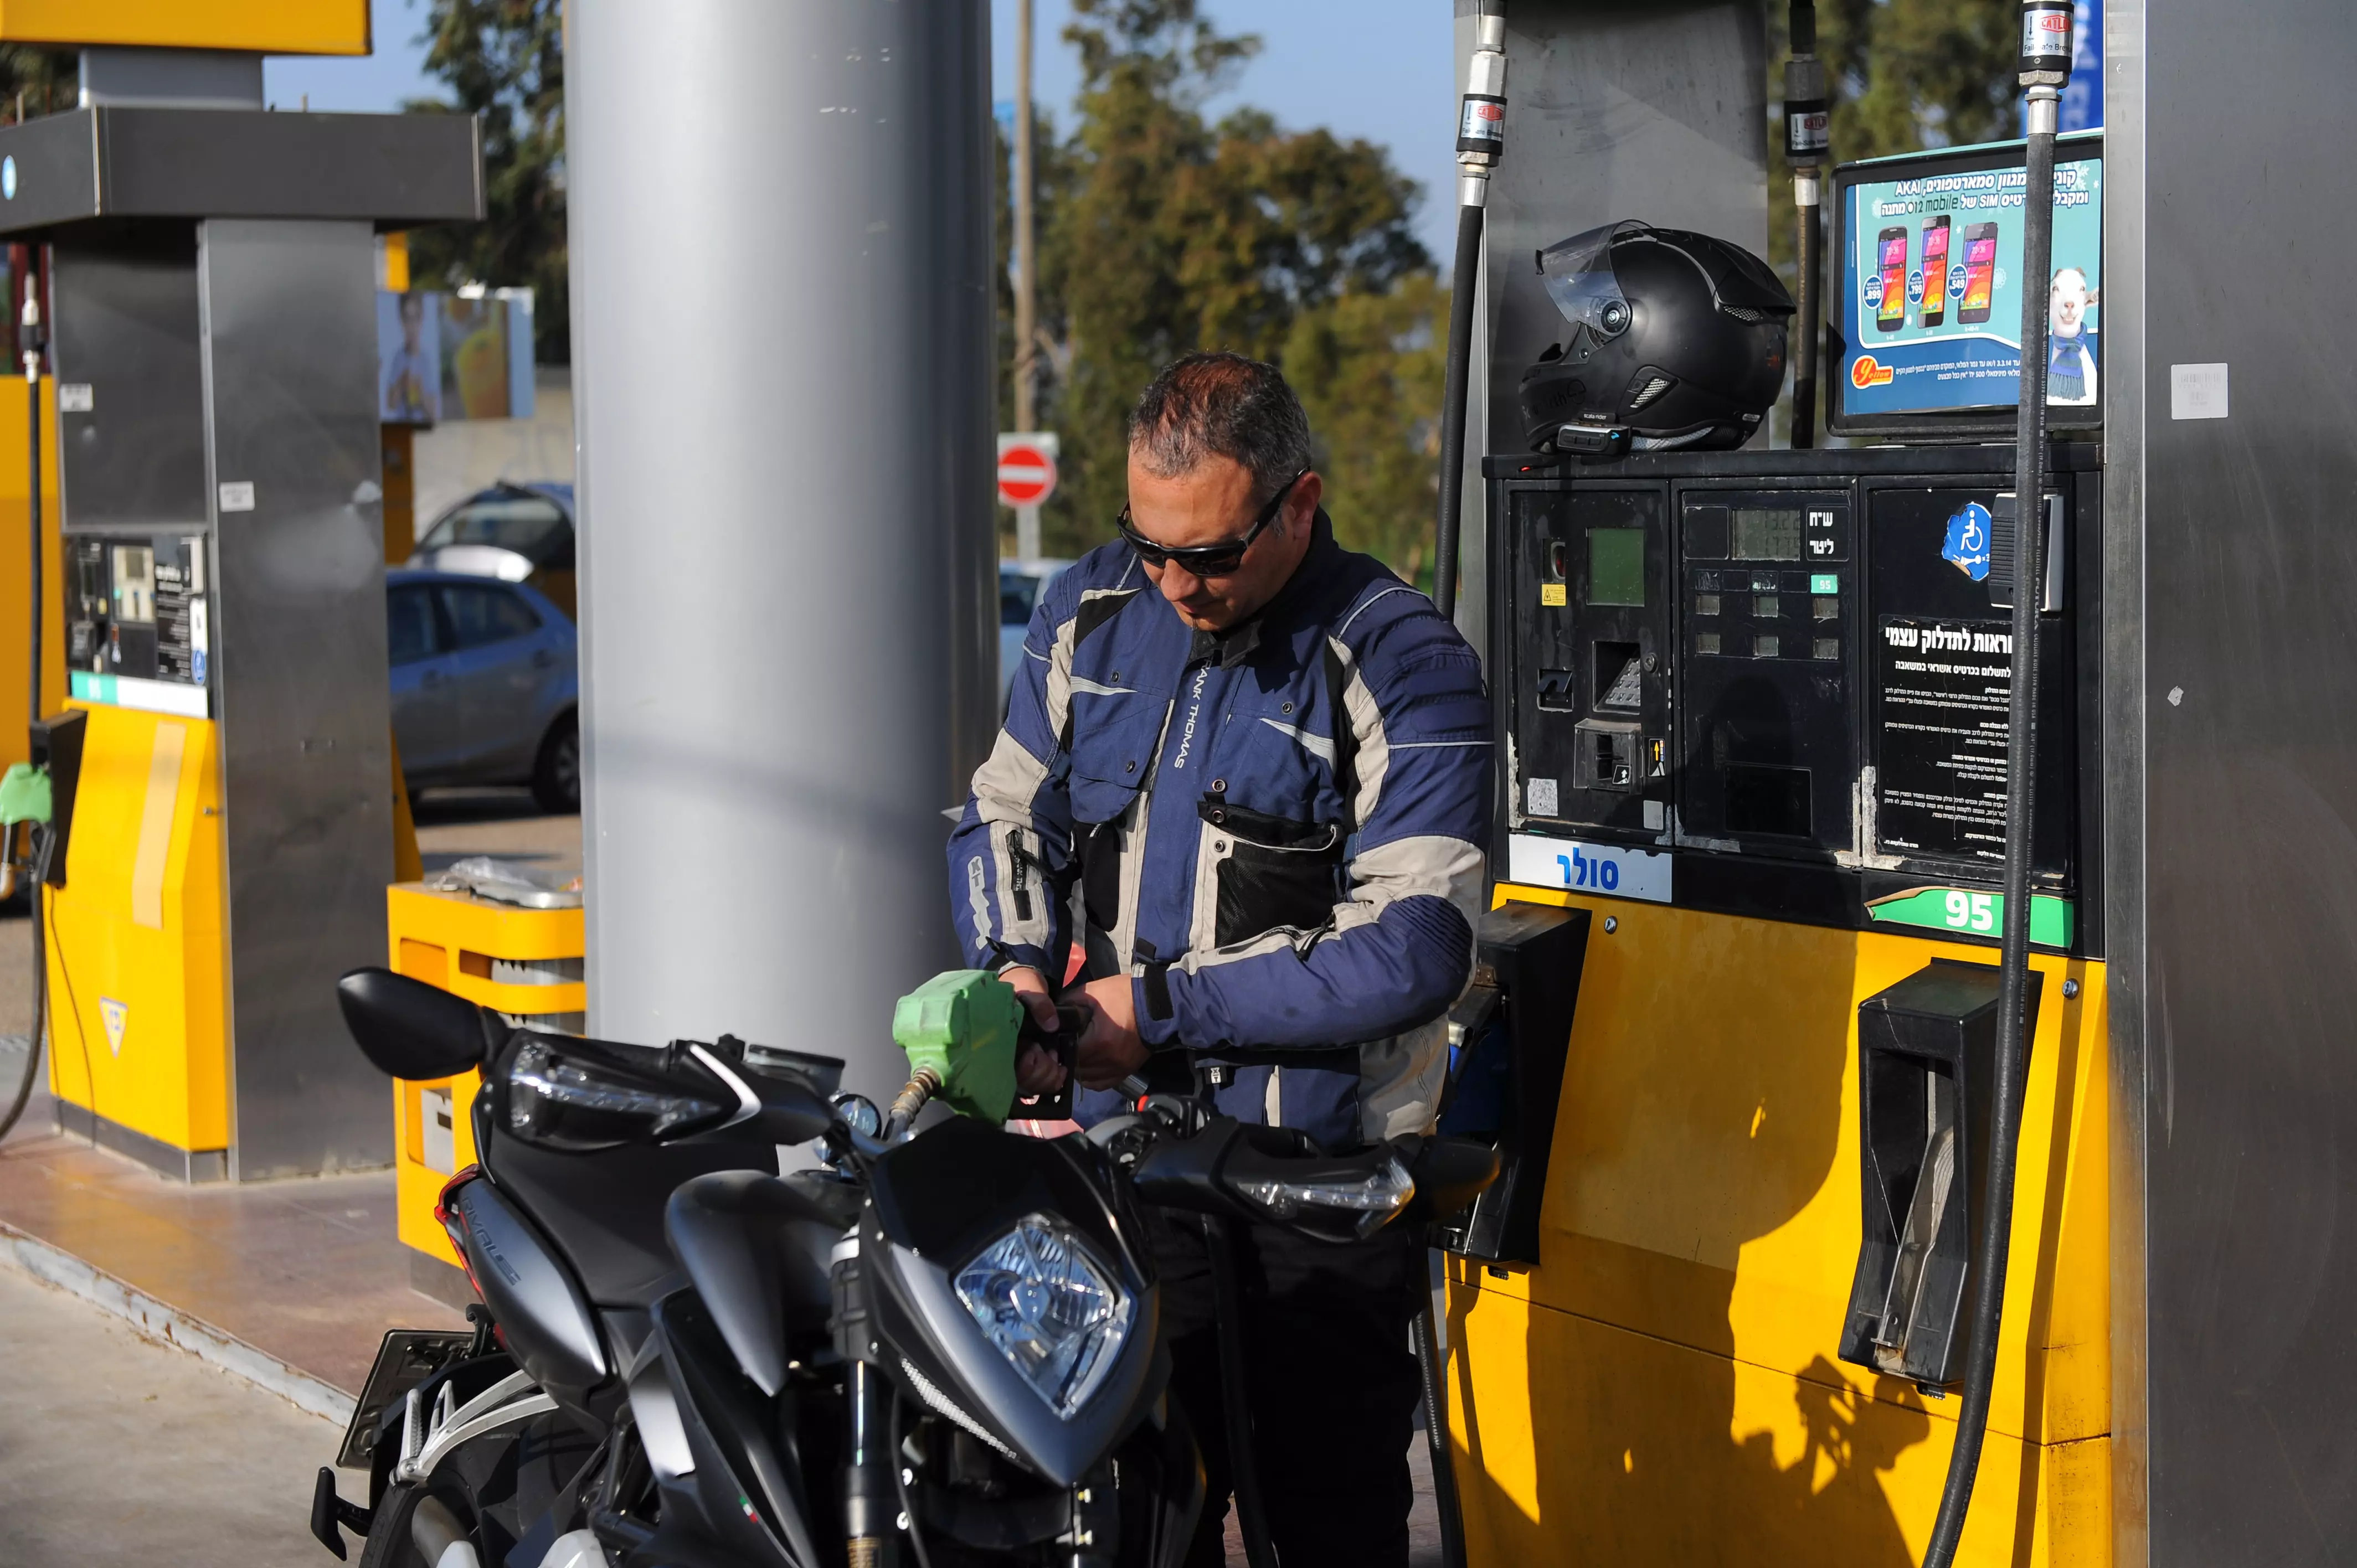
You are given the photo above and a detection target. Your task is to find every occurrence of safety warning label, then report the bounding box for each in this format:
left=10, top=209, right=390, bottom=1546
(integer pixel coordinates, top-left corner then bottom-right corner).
left=1875, top=617, right=2013, bottom=863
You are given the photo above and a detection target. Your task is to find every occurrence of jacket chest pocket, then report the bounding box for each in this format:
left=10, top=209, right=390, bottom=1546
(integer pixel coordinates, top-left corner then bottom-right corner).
left=1199, top=798, right=1345, bottom=948
left=1064, top=694, right=1169, bottom=943
left=1063, top=693, right=1168, bottom=827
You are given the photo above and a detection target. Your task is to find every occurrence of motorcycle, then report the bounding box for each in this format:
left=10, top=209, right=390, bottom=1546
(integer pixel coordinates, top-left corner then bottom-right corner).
left=310, top=967, right=1496, bottom=1568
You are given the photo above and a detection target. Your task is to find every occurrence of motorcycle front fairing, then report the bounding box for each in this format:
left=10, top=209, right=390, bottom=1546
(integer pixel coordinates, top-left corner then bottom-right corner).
left=633, top=1286, right=834, bottom=1568
left=860, top=1117, right=1167, bottom=1492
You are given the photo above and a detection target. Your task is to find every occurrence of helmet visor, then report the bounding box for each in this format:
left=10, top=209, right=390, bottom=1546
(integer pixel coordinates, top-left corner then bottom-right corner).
left=1537, top=220, right=1646, bottom=339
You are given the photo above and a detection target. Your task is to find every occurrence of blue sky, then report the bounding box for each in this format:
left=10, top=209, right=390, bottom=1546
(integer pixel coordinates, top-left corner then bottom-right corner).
left=261, top=0, right=1460, bottom=261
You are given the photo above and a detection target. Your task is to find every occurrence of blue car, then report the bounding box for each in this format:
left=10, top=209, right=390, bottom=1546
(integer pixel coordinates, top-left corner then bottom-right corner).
left=388, top=568, right=580, bottom=813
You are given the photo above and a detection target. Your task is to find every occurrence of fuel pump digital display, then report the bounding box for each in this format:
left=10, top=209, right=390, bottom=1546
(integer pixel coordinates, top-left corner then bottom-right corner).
left=1730, top=507, right=1807, bottom=561
left=1587, top=528, right=1646, bottom=605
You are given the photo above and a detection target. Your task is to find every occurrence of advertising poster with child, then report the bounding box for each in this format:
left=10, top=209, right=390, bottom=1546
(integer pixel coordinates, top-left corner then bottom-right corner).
left=1841, top=149, right=2101, bottom=417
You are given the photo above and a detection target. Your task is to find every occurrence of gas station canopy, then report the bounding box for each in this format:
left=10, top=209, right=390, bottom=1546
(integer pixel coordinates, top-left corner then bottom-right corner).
left=0, top=0, right=370, bottom=55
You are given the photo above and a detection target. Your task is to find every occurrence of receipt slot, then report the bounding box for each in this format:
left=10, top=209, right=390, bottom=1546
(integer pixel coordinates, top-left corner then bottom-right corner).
left=1837, top=959, right=2043, bottom=1388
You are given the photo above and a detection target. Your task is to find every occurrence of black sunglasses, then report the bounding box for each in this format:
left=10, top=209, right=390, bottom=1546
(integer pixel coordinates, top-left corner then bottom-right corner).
left=1117, top=469, right=1307, bottom=577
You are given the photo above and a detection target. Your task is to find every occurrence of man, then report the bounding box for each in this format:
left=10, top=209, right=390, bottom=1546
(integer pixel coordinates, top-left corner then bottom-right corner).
left=946, top=352, right=1491, bottom=1566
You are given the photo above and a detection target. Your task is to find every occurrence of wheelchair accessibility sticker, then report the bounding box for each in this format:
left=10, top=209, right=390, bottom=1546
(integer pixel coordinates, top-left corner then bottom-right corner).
left=1508, top=833, right=1672, bottom=904
left=1943, top=501, right=1993, bottom=582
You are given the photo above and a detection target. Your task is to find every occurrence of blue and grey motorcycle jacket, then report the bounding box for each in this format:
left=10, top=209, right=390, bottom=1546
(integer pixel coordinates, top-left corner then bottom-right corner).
left=948, top=512, right=1493, bottom=1150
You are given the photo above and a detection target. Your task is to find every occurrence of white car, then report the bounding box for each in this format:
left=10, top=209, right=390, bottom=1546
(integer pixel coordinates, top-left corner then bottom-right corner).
left=1000, top=558, right=1072, bottom=707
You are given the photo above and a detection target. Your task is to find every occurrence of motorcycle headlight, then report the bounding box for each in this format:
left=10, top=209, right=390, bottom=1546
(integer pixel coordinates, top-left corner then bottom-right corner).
left=952, top=1214, right=1134, bottom=1420
left=507, top=1038, right=723, bottom=1150
left=1233, top=1154, right=1416, bottom=1241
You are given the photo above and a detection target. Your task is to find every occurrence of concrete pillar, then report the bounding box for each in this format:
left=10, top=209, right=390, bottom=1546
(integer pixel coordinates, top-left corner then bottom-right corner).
left=565, top=1, right=999, bottom=1103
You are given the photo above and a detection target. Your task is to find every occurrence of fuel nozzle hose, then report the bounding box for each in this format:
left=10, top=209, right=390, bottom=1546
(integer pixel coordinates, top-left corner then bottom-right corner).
left=884, top=1065, right=942, bottom=1140
left=1785, top=2, right=1829, bottom=447
left=1920, top=8, right=2075, bottom=1564
left=1431, top=2, right=1506, bottom=623
left=0, top=269, right=44, bottom=1144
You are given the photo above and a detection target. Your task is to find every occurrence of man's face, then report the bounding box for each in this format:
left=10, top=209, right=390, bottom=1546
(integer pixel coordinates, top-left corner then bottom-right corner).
left=1125, top=450, right=1321, bottom=632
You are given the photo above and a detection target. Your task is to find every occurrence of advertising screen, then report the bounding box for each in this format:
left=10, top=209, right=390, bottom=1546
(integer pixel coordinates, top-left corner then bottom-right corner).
left=1833, top=136, right=2102, bottom=432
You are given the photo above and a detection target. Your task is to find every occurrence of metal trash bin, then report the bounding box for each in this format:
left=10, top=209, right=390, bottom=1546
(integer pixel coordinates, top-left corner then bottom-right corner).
left=384, top=864, right=584, bottom=1301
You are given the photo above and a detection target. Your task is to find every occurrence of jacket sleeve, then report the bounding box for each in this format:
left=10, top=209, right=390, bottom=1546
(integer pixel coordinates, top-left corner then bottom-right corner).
left=1135, top=600, right=1491, bottom=1050
left=945, top=587, right=1077, bottom=979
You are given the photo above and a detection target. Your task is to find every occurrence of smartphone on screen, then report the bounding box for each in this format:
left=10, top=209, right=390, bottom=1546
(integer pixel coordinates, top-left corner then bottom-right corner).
left=1959, top=222, right=1999, bottom=324
left=1875, top=228, right=1908, bottom=333
left=1918, top=215, right=1950, bottom=328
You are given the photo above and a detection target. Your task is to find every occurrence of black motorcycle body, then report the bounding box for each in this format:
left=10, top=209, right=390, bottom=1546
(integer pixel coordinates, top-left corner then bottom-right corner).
left=327, top=971, right=1205, bottom=1568
left=325, top=968, right=1493, bottom=1568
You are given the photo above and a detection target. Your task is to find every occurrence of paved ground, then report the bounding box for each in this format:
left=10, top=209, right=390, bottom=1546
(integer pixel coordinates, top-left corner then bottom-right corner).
left=0, top=1262, right=344, bottom=1568
left=412, top=787, right=583, bottom=876
left=0, top=1106, right=464, bottom=1392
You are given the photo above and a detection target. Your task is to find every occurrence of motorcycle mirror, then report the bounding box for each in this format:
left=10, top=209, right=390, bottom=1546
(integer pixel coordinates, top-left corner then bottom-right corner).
left=1402, top=1134, right=1501, bottom=1225
left=750, top=1077, right=836, bottom=1147
left=336, top=967, right=500, bottom=1080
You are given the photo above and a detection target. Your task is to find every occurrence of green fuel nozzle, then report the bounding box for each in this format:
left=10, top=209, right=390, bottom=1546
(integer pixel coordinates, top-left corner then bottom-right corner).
left=0, top=762, right=50, bottom=828
left=888, top=968, right=1023, bottom=1127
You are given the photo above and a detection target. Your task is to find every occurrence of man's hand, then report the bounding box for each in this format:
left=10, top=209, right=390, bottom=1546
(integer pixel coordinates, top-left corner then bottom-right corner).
left=1073, top=974, right=1150, bottom=1090
left=1002, top=966, right=1069, bottom=1095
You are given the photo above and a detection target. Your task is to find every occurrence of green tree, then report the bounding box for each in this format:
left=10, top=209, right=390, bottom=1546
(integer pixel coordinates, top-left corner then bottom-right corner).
left=0, top=47, right=73, bottom=121
left=1032, top=0, right=1432, bottom=560
left=1284, top=274, right=1449, bottom=582
left=405, top=0, right=568, bottom=363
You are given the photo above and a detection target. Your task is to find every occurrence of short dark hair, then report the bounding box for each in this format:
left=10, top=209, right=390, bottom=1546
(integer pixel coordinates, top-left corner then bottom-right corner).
left=1127, top=352, right=1314, bottom=504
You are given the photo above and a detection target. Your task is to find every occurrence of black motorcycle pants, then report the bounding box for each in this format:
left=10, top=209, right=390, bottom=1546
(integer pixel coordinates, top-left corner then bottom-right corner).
left=1149, top=1207, right=1425, bottom=1568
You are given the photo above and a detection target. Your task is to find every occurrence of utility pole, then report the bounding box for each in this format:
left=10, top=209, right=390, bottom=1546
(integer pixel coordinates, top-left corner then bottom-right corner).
left=1012, top=0, right=1041, bottom=560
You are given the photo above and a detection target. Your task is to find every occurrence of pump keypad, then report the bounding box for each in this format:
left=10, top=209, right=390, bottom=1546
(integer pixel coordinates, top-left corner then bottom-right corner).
left=1677, top=493, right=1855, bottom=854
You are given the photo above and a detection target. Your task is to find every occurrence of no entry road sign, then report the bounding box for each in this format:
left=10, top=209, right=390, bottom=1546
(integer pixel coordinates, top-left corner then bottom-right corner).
left=996, top=434, right=1059, bottom=509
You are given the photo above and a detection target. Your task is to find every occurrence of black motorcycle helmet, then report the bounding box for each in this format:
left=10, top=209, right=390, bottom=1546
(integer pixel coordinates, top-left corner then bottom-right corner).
left=1518, top=220, right=1794, bottom=455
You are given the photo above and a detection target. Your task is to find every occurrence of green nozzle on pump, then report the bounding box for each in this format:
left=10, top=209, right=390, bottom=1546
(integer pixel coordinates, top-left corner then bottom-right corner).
left=890, top=968, right=1023, bottom=1124
left=0, top=762, right=50, bottom=828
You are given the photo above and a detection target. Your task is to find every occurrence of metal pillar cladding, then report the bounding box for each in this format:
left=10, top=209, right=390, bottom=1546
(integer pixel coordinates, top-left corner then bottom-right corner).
left=201, top=220, right=399, bottom=1177
left=2109, top=2, right=2357, bottom=1562
left=564, top=2, right=997, bottom=1102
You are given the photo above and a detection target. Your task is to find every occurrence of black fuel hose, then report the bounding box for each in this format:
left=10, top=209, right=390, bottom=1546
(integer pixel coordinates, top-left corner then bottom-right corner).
left=1432, top=1, right=1504, bottom=623
left=1791, top=190, right=1821, bottom=448
left=1786, top=1, right=1825, bottom=448
left=1920, top=19, right=2068, bottom=1561
left=1431, top=201, right=1484, bottom=623
left=1413, top=1290, right=1468, bottom=1566
left=1, top=270, right=44, bottom=1144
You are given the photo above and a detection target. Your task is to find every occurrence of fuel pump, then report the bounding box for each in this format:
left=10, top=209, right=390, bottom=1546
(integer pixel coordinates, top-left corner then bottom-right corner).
left=1428, top=3, right=2115, bottom=1564
left=0, top=19, right=480, bottom=1180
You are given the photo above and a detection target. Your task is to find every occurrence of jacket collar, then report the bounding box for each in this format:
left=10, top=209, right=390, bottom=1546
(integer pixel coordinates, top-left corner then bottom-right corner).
left=1182, top=509, right=1339, bottom=669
